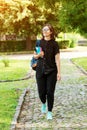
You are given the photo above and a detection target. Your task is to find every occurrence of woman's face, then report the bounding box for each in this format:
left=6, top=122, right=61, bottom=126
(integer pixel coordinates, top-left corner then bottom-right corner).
left=42, top=26, right=52, bottom=37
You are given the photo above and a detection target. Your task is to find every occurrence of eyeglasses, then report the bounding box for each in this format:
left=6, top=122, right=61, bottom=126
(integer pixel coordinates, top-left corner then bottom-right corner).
left=42, top=27, right=50, bottom=32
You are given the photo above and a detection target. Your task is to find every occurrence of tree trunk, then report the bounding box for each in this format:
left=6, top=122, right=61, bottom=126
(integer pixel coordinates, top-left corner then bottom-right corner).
left=26, top=36, right=32, bottom=51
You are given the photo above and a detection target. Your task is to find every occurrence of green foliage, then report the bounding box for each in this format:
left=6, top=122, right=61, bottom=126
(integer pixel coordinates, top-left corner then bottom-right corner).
left=65, top=33, right=77, bottom=48
left=0, top=40, right=26, bottom=52
left=2, top=56, right=10, bottom=67
left=59, top=0, right=87, bottom=37
left=57, top=40, right=70, bottom=49
left=0, top=0, right=45, bottom=36
left=69, top=39, right=76, bottom=48
left=58, top=32, right=78, bottom=48
left=0, top=0, right=61, bottom=36
left=1, top=0, right=87, bottom=38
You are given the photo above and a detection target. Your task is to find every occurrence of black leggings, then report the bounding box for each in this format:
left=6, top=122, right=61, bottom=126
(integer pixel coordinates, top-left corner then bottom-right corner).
left=36, top=70, right=57, bottom=111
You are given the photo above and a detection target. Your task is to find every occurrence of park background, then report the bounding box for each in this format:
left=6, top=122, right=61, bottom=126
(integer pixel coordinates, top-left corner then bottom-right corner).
left=0, top=0, right=87, bottom=130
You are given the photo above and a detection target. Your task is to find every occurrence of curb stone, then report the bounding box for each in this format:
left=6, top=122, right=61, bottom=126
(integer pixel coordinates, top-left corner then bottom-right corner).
left=10, top=87, right=30, bottom=130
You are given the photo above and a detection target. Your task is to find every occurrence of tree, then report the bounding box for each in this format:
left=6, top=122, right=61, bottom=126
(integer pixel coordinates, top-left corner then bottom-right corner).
left=58, top=0, right=87, bottom=37
left=37, top=0, right=62, bottom=34
left=0, top=0, right=63, bottom=50
left=0, top=0, right=46, bottom=50
left=0, top=0, right=43, bottom=35
left=1, top=0, right=87, bottom=38
left=0, top=0, right=11, bottom=34
left=0, top=0, right=61, bottom=36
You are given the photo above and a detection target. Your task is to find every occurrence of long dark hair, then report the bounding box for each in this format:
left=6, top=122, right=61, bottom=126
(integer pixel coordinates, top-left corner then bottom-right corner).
left=42, top=24, right=56, bottom=40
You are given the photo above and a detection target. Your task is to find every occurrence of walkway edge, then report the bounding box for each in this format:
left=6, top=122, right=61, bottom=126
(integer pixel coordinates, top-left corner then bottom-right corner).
left=10, top=87, right=30, bottom=130
left=70, top=59, right=87, bottom=75
left=0, top=73, right=32, bottom=83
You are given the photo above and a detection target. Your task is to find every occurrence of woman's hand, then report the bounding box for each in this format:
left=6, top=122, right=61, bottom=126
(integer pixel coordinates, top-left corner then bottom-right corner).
left=57, top=73, right=61, bottom=81
left=34, top=51, right=44, bottom=59
left=39, top=51, right=44, bottom=58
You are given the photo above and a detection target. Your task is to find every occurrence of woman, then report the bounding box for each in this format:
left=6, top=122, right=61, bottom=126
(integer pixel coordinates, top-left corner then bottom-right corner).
left=34, top=24, right=61, bottom=120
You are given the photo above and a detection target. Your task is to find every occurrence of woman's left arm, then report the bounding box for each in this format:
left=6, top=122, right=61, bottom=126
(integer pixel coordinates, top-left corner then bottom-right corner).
left=55, top=53, right=61, bottom=81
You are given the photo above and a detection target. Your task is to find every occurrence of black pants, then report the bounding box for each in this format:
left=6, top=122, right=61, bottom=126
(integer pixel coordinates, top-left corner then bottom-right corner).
left=36, top=70, right=57, bottom=111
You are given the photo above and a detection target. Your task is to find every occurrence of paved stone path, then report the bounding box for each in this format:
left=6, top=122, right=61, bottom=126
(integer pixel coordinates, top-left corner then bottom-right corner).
left=15, top=59, right=87, bottom=130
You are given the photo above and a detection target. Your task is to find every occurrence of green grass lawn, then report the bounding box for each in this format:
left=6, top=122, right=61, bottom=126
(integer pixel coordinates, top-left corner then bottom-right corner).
left=72, top=57, right=87, bottom=71
left=0, top=59, right=32, bottom=130
left=0, top=60, right=29, bottom=80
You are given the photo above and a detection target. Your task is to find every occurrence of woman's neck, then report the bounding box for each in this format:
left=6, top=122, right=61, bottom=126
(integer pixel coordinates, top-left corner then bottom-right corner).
left=44, top=36, right=51, bottom=41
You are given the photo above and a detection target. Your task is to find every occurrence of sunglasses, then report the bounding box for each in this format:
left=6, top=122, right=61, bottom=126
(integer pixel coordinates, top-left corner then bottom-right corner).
left=42, top=27, right=50, bottom=32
